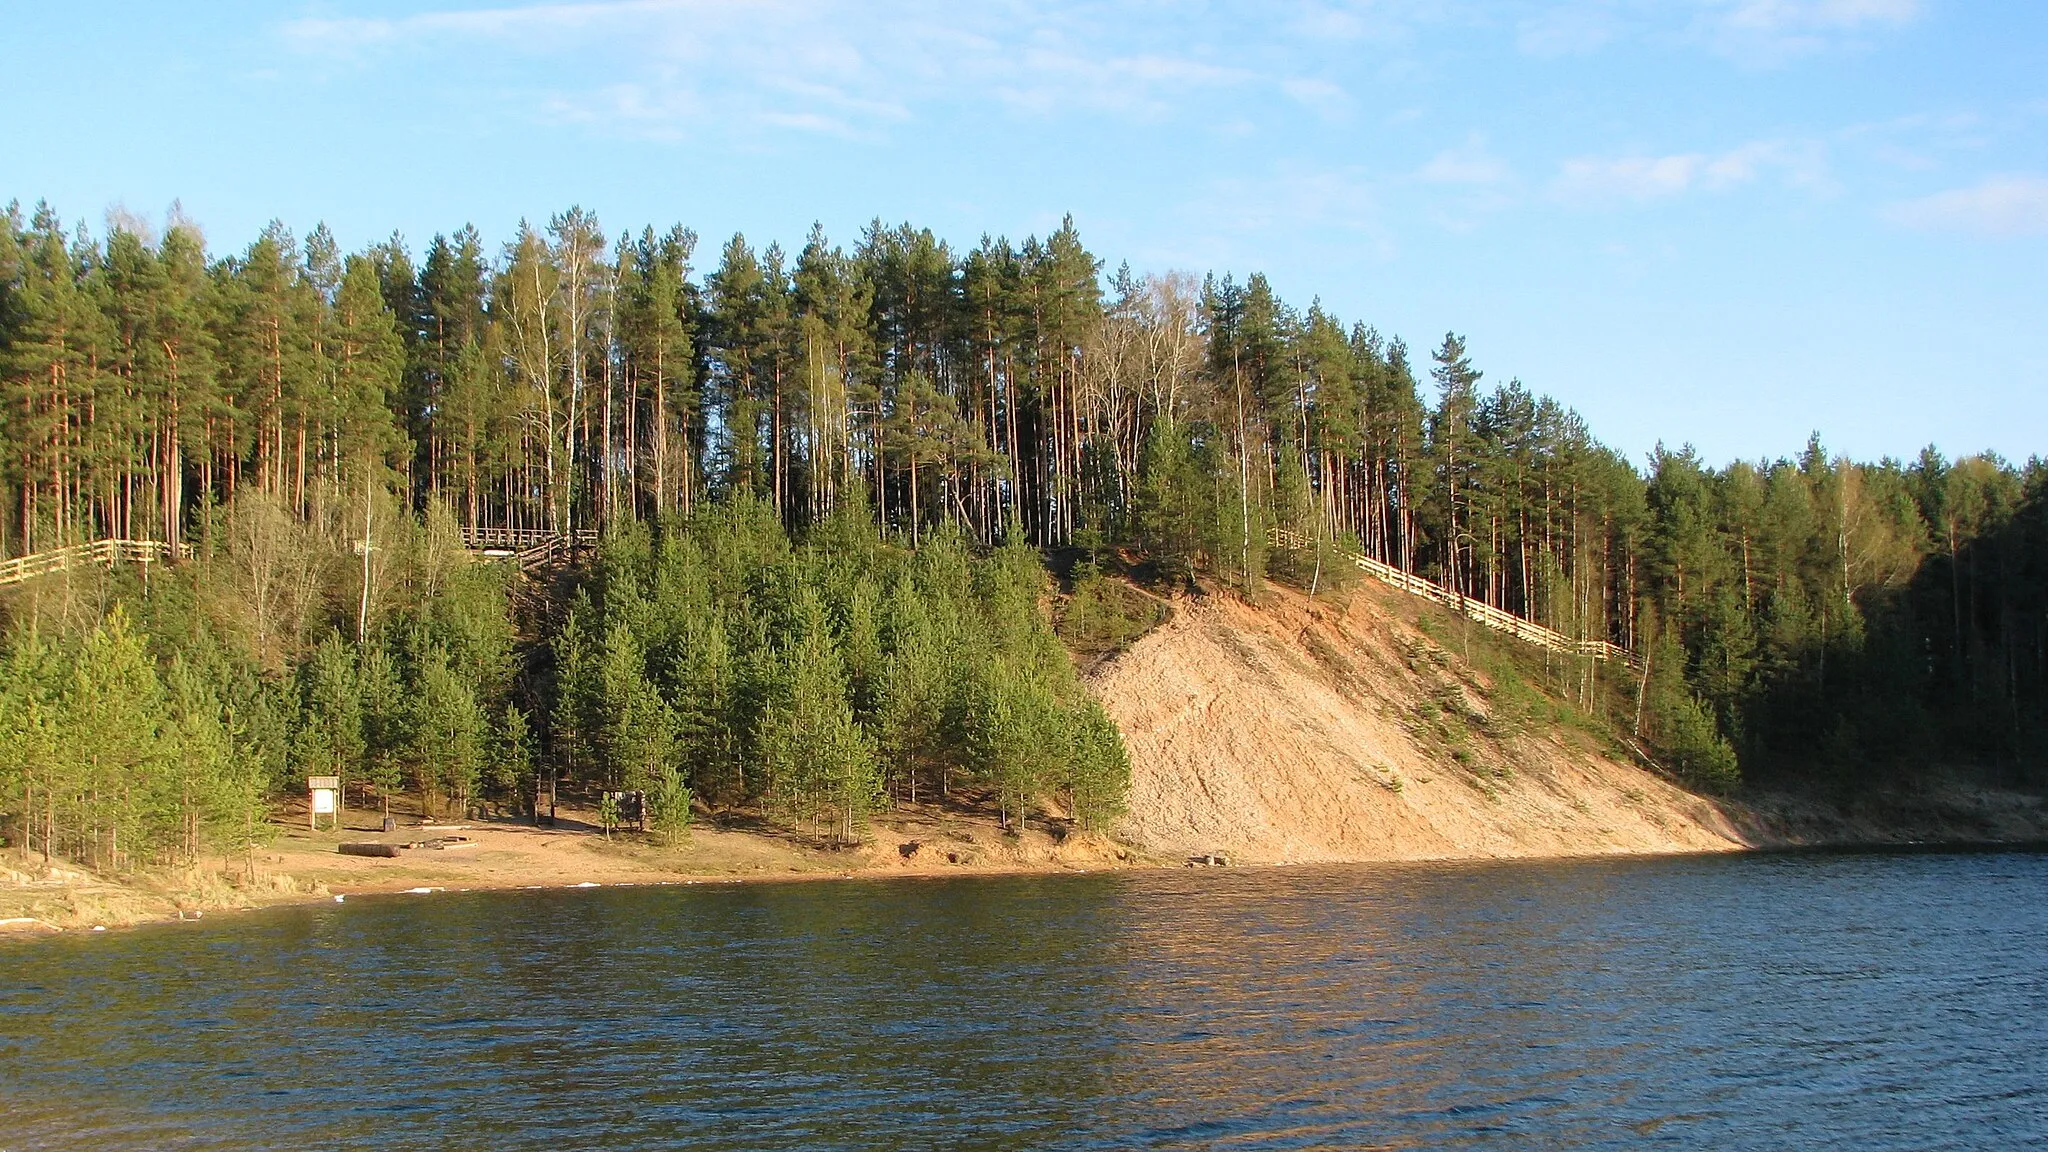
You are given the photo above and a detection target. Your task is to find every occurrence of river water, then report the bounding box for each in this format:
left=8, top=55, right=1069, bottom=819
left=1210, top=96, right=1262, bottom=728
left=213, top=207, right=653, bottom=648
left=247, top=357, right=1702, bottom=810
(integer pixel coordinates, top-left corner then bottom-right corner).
left=3, top=851, right=2044, bottom=1150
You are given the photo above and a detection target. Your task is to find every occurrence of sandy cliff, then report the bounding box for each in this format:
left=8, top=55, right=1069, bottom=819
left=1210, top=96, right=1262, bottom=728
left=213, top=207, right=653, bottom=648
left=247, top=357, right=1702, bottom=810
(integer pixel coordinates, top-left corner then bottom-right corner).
left=1092, top=581, right=1748, bottom=863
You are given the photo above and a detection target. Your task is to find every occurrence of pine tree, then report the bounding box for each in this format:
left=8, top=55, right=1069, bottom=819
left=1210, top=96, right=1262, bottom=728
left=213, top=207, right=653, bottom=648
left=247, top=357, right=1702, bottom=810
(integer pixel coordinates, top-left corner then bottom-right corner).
left=1430, top=333, right=1483, bottom=597
left=489, top=705, right=536, bottom=816
left=405, top=644, right=485, bottom=818
left=298, top=631, right=366, bottom=810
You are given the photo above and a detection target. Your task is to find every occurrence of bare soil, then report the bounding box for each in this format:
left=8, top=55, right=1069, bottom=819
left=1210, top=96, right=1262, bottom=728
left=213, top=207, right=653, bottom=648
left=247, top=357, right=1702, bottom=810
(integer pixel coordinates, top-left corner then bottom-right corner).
left=1092, top=581, right=1746, bottom=863
left=0, top=800, right=1138, bottom=934
left=1090, top=578, right=2048, bottom=864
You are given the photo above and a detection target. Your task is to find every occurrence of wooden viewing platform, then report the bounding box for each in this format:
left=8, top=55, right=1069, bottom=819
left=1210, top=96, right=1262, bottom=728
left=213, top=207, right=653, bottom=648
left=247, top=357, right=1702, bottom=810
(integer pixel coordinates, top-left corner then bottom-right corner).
left=459, top=526, right=599, bottom=567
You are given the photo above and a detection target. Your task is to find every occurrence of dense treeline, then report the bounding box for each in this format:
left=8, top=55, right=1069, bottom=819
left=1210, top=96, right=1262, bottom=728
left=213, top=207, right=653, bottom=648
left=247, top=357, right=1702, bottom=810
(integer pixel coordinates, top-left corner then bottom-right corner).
left=0, top=198, right=2042, bottom=868
left=0, top=487, right=1125, bottom=865
left=1633, top=443, right=2047, bottom=782
left=0, top=496, right=527, bottom=868
left=556, top=497, right=1128, bottom=840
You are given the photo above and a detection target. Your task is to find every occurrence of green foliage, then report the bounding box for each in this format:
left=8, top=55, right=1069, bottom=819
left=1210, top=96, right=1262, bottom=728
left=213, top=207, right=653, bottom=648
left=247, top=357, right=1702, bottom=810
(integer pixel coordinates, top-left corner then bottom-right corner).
left=544, top=497, right=1132, bottom=838
left=354, top=641, right=406, bottom=808
left=1641, top=629, right=1742, bottom=792
left=296, top=632, right=364, bottom=792
left=965, top=673, right=1066, bottom=830
left=0, top=609, right=277, bottom=869
left=594, top=621, right=678, bottom=792
left=1266, top=536, right=1361, bottom=602
left=1061, top=702, right=1132, bottom=831
left=1137, top=416, right=1206, bottom=585
left=756, top=589, right=881, bottom=838
left=1, top=198, right=2040, bottom=875
left=405, top=645, right=487, bottom=818
left=647, top=763, right=692, bottom=846
left=490, top=706, right=536, bottom=816
left=1058, top=566, right=1167, bottom=657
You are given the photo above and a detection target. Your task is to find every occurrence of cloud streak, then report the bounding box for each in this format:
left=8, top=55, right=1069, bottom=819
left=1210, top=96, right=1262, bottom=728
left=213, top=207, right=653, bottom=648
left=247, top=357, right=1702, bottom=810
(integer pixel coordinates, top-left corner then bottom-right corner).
left=277, top=1, right=1320, bottom=141
left=1553, top=140, right=1828, bottom=204
left=1887, top=177, right=2048, bottom=236
left=1714, top=0, right=1922, bottom=33
left=1693, top=0, right=1924, bottom=63
left=1419, top=136, right=1510, bottom=186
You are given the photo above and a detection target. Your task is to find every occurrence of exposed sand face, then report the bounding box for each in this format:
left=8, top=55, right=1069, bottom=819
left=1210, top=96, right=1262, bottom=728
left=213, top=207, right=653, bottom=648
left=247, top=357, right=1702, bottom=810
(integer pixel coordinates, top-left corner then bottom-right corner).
left=1093, top=582, right=1748, bottom=864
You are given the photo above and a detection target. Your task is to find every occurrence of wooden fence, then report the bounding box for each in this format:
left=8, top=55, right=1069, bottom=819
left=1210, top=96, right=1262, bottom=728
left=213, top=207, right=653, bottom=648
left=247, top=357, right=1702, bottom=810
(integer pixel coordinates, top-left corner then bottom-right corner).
left=0, top=539, right=191, bottom=588
left=2, top=530, right=1627, bottom=670
left=0, top=527, right=600, bottom=589
left=1270, top=528, right=1640, bottom=669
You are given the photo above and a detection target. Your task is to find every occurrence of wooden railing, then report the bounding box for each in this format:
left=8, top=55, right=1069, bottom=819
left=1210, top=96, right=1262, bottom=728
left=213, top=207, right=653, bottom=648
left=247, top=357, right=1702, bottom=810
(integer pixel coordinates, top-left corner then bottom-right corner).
left=1270, top=528, right=1640, bottom=669
left=459, top=526, right=598, bottom=568
left=1, top=526, right=601, bottom=589
left=0, top=539, right=192, bottom=587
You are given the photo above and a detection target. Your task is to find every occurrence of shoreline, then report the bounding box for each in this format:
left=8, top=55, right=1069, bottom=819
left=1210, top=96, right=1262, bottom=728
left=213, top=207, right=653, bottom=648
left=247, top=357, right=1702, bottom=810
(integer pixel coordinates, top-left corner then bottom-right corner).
left=11, top=817, right=2048, bottom=939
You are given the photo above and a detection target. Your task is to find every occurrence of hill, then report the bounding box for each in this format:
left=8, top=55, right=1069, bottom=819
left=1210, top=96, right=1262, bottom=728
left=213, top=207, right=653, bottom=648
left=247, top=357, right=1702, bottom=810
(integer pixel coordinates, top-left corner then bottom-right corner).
left=1093, top=580, right=1743, bottom=863
left=1091, top=578, right=2048, bottom=863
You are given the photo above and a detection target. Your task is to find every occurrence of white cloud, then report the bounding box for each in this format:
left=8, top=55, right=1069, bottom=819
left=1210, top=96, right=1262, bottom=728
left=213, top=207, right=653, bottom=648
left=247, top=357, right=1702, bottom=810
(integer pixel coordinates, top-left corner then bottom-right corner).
left=1392, top=0, right=1928, bottom=64
left=281, top=0, right=686, bottom=53
left=996, top=49, right=1249, bottom=118
left=1887, top=177, right=2048, bottom=236
left=1283, top=1, right=1437, bottom=44
left=1191, top=165, right=1390, bottom=252
left=1837, top=111, right=1988, bottom=174
left=281, top=0, right=898, bottom=141
left=1281, top=77, right=1355, bottom=122
left=1553, top=140, right=1828, bottom=204
left=278, top=2, right=1281, bottom=140
left=1716, top=0, right=1922, bottom=33
left=1694, top=0, right=1923, bottom=63
left=1419, top=135, right=1509, bottom=186
left=1515, top=3, right=1620, bottom=57
left=1417, top=135, right=1515, bottom=231
left=1556, top=154, right=1706, bottom=201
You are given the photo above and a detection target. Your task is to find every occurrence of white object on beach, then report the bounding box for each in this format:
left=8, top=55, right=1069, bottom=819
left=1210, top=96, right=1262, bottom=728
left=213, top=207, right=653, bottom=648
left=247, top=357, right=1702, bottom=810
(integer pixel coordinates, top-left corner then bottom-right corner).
left=573, top=881, right=600, bottom=888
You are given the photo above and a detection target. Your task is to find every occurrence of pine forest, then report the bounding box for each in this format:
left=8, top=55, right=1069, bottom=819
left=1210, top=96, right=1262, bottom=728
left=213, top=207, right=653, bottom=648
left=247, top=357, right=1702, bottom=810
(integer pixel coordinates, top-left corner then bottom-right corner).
left=1, top=200, right=2042, bottom=871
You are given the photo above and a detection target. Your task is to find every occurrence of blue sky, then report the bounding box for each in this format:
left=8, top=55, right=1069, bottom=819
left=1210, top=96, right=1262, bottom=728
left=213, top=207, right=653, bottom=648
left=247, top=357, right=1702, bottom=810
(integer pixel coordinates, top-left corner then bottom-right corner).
left=6, top=1, right=2044, bottom=466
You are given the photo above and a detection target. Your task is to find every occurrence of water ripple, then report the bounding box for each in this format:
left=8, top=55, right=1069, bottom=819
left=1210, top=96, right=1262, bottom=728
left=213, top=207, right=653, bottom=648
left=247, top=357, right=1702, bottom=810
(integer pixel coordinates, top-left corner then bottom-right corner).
left=3, top=852, right=2046, bottom=1150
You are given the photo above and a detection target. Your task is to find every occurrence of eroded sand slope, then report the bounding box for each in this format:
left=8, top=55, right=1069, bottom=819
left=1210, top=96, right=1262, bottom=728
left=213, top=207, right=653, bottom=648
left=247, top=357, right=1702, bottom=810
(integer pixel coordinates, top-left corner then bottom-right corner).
left=1092, top=583, right=1748, bottom=863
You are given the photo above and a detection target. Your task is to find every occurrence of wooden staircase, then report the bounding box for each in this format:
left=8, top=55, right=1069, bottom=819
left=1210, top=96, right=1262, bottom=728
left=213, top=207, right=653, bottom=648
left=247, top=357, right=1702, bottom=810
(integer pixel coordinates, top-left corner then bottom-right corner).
left=458, top=527, right=597, bottom=633
left=1269, top=528, right=1640, bottom=669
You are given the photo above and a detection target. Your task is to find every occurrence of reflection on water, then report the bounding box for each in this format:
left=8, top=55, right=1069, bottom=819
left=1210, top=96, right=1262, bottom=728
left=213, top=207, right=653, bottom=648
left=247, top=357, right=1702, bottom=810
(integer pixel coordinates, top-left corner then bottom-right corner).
left=4, top=852, right=2045, bottom=1150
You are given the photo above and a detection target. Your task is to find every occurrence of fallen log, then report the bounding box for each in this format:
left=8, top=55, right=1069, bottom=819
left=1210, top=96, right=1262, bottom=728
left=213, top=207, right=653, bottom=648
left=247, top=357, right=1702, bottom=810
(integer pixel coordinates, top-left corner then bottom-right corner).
left=338, top=842, right=404, bottom=858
